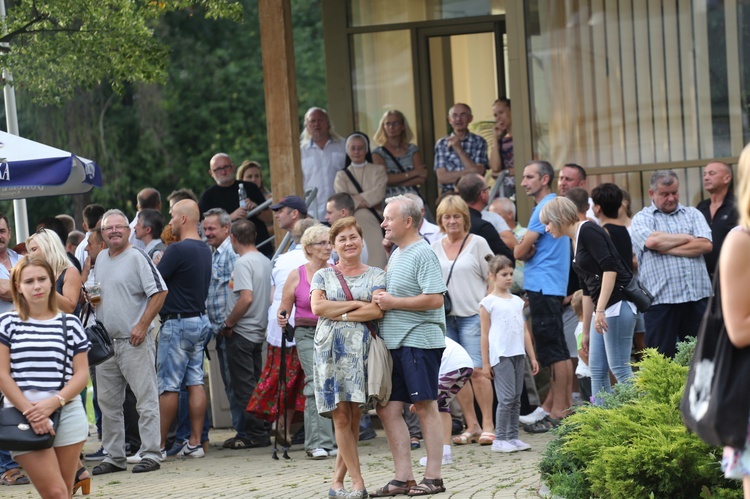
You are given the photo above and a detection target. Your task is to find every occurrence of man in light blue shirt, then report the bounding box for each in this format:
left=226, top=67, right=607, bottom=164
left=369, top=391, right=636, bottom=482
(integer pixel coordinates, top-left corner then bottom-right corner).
left=514, top=161, right=572, bottom=428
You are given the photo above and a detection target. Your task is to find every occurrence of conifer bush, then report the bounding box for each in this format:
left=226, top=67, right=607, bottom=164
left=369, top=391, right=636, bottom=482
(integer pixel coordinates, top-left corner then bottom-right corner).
left=538, top=345, right=742, bottom=498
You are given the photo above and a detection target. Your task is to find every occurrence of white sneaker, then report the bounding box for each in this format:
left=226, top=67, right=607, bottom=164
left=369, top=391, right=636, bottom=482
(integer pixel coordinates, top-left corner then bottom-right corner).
left=310, top=448, right=328, bottom=459
left=519, top=407, right=549, bottom=425
left=509, top=439, right=531, bottom=451
left=418, top=454, right=453, bottom=466
left=126, top=452, right=143, bottom=464
left=177, top=443, right=205, bottom=458
left=326, top=448, right=338, bottom=457
left=491, top=440, right=518, bottom=453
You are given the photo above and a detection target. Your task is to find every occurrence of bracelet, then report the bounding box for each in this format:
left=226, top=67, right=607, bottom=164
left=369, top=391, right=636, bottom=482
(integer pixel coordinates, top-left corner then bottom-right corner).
left=595, top=310, right=605, bottom=313
left=55, top=394, right=66, bottom=407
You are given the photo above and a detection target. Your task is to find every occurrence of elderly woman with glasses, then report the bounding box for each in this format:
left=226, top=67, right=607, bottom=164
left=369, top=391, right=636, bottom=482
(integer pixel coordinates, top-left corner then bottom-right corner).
left=272, top=224, right=337, bottom=459
left=334, top=132, right=388, bottom=270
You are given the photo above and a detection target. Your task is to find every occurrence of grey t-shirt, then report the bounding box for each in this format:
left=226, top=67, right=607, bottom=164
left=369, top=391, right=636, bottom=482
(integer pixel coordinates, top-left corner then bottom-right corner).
left=229, top=251, right=272, bottom=343
left=96, top=246, right=167, bottom=339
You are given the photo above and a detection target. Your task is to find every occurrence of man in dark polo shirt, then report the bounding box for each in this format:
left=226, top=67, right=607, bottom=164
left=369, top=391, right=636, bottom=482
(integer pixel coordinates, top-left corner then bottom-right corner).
left=199, top=153, right=273, bottom=257
left=696, top=161, right=737, bottom=278
left=456, top=173, right=514, bottom=263
left=156, top=200, right=212, bottom=458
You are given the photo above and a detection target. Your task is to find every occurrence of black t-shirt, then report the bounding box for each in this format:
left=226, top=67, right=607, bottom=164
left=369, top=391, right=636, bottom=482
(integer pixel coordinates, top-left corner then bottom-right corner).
left=573, top=222, right=631, bottom=308
left=157, top=238, right=212, bottom=315
left=602, top=223, right=633, bottom=272
left=697, top=194, right=738, bottom=277
left=198, top=180, right=272, bottom=257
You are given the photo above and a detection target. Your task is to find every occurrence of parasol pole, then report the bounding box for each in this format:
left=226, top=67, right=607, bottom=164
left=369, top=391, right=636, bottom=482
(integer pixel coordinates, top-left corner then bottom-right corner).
left=0, top=0, right=28, bottom=243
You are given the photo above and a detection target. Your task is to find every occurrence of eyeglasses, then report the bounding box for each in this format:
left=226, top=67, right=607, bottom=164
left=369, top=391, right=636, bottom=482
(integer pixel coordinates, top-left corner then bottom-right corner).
left=384, top=121, right=403, bottom=127
left=310, top=241, right=332, bottom=247
left=211, top=164, right=232, bottom=174
left=101, top=224, right=129, bottom=233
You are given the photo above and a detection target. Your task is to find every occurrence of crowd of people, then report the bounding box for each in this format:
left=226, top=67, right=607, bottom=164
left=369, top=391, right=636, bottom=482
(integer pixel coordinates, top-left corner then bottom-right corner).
left=0, top=99, right=747, bottom=498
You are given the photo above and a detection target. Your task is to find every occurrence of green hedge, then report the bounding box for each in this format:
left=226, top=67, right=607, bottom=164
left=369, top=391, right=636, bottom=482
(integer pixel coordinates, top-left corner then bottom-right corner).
left=539, top=341, right=743, bottom=498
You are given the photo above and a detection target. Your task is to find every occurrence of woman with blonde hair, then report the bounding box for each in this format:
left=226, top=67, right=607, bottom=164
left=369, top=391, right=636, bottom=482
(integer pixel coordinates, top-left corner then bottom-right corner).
left=372, top=110, right=428, bottom=199
left=0, top=256, right=90, bottom=497
left=719, top=144, right=750, bottom=497
left=431, top=195, right=496, bottom=446
left=26, top=228, right=82, bottom=316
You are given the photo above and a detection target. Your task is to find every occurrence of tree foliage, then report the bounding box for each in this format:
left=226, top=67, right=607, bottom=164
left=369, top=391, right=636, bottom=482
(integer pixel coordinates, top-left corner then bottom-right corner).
left=0, top=0, right=242, bottom=104
left=0, top=0, right=326, bottom=231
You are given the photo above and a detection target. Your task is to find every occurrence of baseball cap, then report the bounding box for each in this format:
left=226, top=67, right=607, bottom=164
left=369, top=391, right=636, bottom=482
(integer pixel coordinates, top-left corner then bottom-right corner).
left=270, top=195, right=308, bottom=216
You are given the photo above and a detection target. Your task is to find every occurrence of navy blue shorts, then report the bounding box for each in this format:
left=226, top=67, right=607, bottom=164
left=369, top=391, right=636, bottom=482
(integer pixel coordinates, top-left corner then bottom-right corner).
left=390, top=346, right=444, bottom=403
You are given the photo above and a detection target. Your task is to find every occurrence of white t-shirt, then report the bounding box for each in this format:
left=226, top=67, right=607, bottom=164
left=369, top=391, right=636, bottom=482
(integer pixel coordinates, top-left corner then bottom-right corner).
left=267, top=247, right=307, bottom=347
left=480, top=293, right=526, bottom=364
left=431, top=235, right=491, bottom=317
left=481, top=210, right=511, bottom=233
left=441, top=337, right=473, bottom=375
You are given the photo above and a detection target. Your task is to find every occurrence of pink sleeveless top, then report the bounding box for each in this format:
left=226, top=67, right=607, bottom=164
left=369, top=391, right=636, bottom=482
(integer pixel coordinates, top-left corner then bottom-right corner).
left=294, top=265, right=317, bottom=322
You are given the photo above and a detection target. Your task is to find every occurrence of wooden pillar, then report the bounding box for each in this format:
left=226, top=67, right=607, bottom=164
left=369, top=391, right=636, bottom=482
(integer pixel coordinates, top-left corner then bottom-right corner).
left=258, top=0, right=302, bottom=246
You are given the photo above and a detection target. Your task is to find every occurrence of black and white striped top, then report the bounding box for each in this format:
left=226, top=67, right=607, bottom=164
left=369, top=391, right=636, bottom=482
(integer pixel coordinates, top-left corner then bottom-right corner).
left=0, top=312, right=89, bottom=392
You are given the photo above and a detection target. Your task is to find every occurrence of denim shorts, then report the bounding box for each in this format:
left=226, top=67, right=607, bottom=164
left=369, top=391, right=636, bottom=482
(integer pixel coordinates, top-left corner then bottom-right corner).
left=157, top=315, right=211, bottom=394
left=390, top=347, right=444, bottom=403
left=445, top=314, right=482, bottom=367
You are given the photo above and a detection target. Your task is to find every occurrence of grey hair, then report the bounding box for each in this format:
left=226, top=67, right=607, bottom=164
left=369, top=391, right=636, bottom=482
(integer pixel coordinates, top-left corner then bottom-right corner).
left=299, top=107, right=343, bottom=144
left=102, top=209, right=129, bottom=226
left=291, top=218, right=320, bottom=244
left=496, top=197, right=516, bottom=217
left=403, top=192, right=424, bottom=210
left=649, top=170, right=679, bottom=190
left=385, top=195, right=422, bottom=227
left=203, top=208, right=231, bottom=227
left=300, top=224, right=331, bottom=259
left=529, top=160, right=555, bottom=187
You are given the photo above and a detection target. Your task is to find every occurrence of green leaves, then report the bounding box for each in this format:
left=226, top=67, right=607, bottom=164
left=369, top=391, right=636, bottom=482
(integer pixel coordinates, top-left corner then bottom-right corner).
left=0, top=0, right=242, bottom=104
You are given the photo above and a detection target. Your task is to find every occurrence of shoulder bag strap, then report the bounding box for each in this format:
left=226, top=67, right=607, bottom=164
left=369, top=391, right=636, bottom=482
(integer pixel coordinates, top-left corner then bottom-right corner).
left=445, top=233, right=470, bottom=287
left=342, top=167, right=385, bottom=225
left=381, top=147, right=407, bottom=173
left=333, top=266, right=377, bottom=339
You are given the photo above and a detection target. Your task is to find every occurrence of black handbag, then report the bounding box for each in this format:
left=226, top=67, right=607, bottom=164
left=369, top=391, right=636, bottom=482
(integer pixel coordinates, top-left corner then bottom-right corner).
left=81, top=302, right=114, bottom=367
left=619, top=274, right=654, bottom=313
left=680, top=266, right=750, bottom=448
left=0, top=403, right=61, bottom=451
left=443, top=233, right=469, bottom=316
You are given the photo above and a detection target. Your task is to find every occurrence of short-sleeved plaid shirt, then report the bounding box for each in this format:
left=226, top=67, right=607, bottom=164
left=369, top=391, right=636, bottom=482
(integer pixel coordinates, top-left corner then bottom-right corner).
left=630, top=203, right=712, bottom=305
left=433, top=132, right=488, bottom=192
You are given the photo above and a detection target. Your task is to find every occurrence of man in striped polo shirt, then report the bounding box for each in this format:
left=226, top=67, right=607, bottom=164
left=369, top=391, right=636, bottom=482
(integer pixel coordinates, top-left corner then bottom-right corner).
left=372, top=195, right=447, bottom=497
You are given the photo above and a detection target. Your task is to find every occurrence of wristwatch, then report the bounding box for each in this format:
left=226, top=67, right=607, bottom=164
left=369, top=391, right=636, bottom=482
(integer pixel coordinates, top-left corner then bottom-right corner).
left=221, top=321, right=233, bottom=330
left=342, top=313, right=348, bottom=322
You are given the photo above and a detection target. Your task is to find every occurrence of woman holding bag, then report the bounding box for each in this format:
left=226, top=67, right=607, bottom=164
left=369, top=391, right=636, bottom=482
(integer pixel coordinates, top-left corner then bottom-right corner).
left=540, top=197, right=636, bottom=406
left=0, top=256, right=90, bottom=498
left=431, top=195, right=495, bottom=446
left=311, top=217, right=386, bottom=498
left=719, top=143, right=750, bottom=497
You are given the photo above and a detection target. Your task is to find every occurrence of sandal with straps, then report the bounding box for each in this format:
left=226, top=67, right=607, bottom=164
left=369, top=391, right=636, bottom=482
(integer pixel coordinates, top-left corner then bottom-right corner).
left=370, top=479, right=417, bottom=497
left=407, top=478, right=446, bottom=496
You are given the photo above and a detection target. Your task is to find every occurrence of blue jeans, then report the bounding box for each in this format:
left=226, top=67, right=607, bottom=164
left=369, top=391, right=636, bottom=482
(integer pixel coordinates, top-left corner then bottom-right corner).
left=157, top=316, right=211, bottom=394
left=589, top=302, right=636, bottom=405
left=0, top=449, right=18, bottom=472
left=445, top=314, right=482, bottom=367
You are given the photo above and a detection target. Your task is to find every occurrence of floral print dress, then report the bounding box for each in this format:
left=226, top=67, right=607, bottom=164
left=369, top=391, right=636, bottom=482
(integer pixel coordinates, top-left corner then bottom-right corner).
left=311, top=266, right=385, bottom=418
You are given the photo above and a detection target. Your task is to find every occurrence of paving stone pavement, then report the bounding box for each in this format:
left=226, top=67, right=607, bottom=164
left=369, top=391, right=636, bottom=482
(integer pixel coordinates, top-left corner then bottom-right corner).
left=3, top=427, right=553, bottom=498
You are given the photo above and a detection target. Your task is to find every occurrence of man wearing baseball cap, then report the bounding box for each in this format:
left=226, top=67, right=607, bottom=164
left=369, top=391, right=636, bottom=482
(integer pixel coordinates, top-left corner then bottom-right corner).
left=271, top=196, right=310, bottom=235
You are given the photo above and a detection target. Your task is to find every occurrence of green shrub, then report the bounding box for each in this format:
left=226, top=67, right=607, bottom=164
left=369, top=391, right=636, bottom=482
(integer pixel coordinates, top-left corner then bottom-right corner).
left=539, top=346, right=742, bottom=498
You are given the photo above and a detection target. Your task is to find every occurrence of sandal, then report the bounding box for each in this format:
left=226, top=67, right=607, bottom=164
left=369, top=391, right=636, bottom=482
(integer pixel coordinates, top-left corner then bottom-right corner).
left=410, top=436, right=421, bottom=449
left=452, top=431, right=479, bottom=445
left=407, top=478, right=446, bottom=496
left=524, top=415, right=561, bottom=434
left=73, top=467, right=91, bottom=495
left=478, top=432, right=495, bottom=445
left=0, top=468, right=30, bottom=485
left=370, top=479, right=417, bottom=497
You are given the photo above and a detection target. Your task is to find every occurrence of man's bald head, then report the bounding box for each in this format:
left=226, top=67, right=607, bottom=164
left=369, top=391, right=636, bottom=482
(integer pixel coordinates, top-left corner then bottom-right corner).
left=170, top=199, right=201, bottom=240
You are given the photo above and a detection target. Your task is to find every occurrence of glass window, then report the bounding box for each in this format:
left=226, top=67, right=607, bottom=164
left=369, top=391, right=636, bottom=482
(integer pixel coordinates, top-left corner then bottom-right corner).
left=351, top=30, right=418, bottom=144
left=525, top=0, right=748, bottom=169
left=350, top=0, right=505, bottom=27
